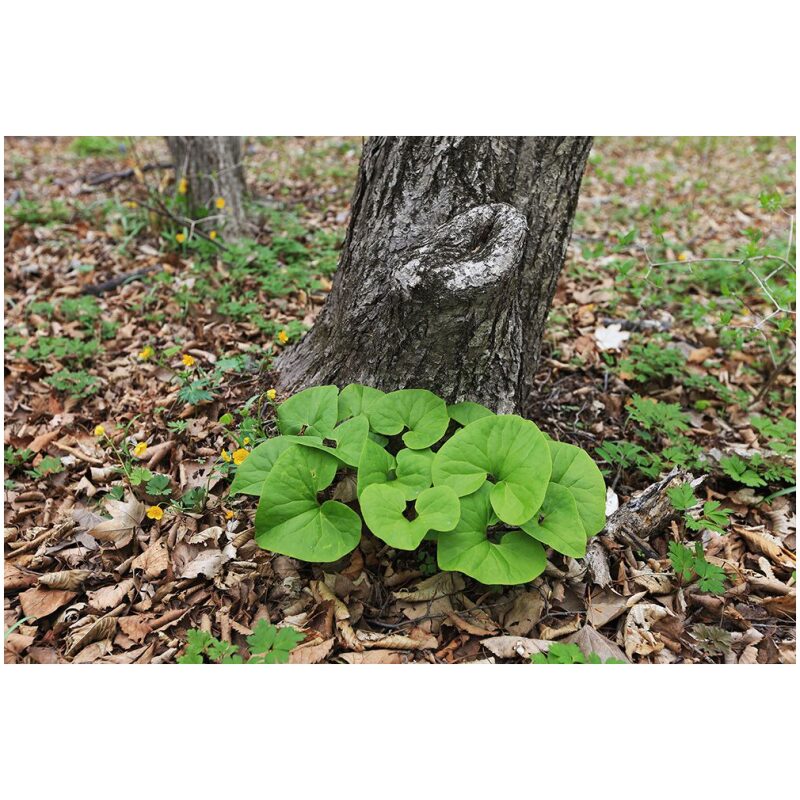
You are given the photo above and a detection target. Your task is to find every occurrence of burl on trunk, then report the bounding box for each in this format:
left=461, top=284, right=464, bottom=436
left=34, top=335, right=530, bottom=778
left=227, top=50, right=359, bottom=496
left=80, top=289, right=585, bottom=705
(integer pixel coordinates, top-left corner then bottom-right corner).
left=277, top=136, right=592, bottom=416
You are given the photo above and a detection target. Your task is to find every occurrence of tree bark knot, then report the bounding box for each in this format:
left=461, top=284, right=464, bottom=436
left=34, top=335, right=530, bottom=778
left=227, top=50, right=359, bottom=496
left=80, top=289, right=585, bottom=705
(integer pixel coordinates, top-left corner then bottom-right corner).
left=393, top=203, right=527, bottom=298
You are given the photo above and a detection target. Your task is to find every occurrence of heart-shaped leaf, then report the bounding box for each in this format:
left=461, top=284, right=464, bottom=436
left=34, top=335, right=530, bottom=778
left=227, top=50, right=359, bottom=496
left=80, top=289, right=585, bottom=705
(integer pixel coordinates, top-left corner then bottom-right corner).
left=360, top=483, right=460, bottom=550
left=338, top=383, right=385, bottom=422
left=289, top=414, right=370, bottom=467
left=277, top=385, right=338, bottom=438
left=229, top=436, right=298, bottom=496
left=368, top=389, right=450, bottom=449
left=447, top=401, right=495, bottom=427
left=547, top=440, right=606, bottom=536
left=357, top=438, right=434, bottom=500
left=436, top=484, right=546, bottom=585
left=431, top=414, right=551, bottom=525
left=255, top=445, right=361, bottom=563
left=520, top=482, right=587, bottom=558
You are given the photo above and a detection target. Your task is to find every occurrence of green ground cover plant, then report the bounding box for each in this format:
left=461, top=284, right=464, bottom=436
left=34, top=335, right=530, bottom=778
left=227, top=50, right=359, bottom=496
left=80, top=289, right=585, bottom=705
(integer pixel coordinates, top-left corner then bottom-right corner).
left=230, top=385, right=607, bottom=585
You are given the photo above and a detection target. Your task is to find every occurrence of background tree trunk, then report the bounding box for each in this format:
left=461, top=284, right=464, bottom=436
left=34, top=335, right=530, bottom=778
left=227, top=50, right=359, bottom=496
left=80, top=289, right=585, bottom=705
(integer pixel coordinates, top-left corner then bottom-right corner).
left=166, top=136, right=248, bottom=237
left=277, top=136, right=592, bottom=415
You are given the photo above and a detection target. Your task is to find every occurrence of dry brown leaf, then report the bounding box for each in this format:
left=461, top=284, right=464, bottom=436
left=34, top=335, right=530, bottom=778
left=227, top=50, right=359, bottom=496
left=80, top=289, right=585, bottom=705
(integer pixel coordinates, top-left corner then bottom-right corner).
left=311, top=580, right=361, bottom=650
left=481, top=636, right=552, bottom=659
left=539, top=615, right=582, bottom=640
left=340, top=649, right=405, bottom=664
left=502, top=591, right=545, bottom=636
left=623, top=603, right=670, bottom=658
left=29, top=429, right=61, bottom=452
left=18, top=587, right=77, bottom=620
left=759, top=593, right=796, bottom=617
left=632, top=568, right=675, bottom=595
left=5, top=563, right=39, bottom=591
left=356, top=630, right=437, bottom=650
left=39, top=569, right=92, bottom=591
left=289, top=637, right=336, bottom=664
left=738, top=645, right=759, bottom=664
left=735, top=526, right=795, bottom=569
left=5, top=633, right=36, bottom=661
left=172, top=541, right=229, bottom=579
left=66, top=616, right=118, bottom=658
left=132, top=538, right=169, bottom=579
left=72, top=639, right=114, bottom=664
left=687, top=346, right=714, bottom=363
left=86, top=578, right=135, bottom=611
left=184, top=525, right=223, bottom=545
left=585, top=588, right=646, bottom=628
left=90, top=496, right=144, bottom=547
left=118, top=614, right=154, bottom=643
left=446, top=611, right=498, bottom=637
left=566, top=625, right=629, bottom=663
left=393, top=571, right=465, bottom=602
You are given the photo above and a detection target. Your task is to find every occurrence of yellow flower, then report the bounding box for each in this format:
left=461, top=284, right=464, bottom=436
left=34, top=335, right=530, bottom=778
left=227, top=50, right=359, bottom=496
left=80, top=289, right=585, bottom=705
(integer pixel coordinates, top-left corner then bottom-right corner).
left=146, top=505, right=164, bottom=521
left=678, top=252, right=689, bottom=262
left=224, top=509, right=234, bottom=520
left=232, top=448, right=249, bottom=465
left=209, top=230, right=217, bottom=240
left=266, top=388, right=277, bottom=401
left=138, top=345, right=154, bottom=360
left=277, top=330, right=289, bottom=345
left=215, top=197, right=225, bottom=209
left=133, top=441, right=148, bottom=457
left=178, top=177, right=188, bottom=195
left=175, top=232, right=186, bottom=244
left=182, top=353, right=196, bottom=367
left=124, top=201, right=138, bottom=209
left=94, top=424, right=106, bottom=437
left=243, top=436, right=251, bottom=445
left=221, top=449, right=231, bottom=463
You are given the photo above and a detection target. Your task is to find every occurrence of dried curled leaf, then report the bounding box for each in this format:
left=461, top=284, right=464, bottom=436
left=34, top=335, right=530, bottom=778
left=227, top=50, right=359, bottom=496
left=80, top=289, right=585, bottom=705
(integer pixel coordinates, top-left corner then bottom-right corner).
left=39, top=569, right=93, bottom=591
left=392, top=571, right=465, bottom=603
left=65, top=616, right=118, bottom=658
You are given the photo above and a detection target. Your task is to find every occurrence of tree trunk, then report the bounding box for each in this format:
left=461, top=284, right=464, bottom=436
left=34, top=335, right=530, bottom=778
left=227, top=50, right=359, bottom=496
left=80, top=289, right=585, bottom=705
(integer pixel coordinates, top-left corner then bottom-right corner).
left=276, top=136, right=592, bottom=415
left=166, top=136, right=248, bottom=237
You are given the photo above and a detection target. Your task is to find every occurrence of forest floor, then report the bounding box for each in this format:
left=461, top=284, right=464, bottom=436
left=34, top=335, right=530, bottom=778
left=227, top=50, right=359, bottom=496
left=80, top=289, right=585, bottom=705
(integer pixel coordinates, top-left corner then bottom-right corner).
left=4, top=136, right=796, bottom=664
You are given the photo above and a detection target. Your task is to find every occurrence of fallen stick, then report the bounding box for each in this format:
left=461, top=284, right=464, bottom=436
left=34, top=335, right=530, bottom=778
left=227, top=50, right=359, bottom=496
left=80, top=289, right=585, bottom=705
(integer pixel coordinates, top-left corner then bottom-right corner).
left=82, top=265, right=161, bottom=296
left=84, top=161, right=172, bottom=187
left=585, top=468, right=705, bottom=586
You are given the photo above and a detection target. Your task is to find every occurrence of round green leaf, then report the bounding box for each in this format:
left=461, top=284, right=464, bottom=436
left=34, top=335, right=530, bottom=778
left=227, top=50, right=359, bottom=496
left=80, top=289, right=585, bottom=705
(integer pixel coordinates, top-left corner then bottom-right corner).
left=368, top=389, right=450, bottom=449
left=520, top=482, right=587, bottom=558
left=277, top=385, right=339, bottom=438
left=360, top=483, right=460, bottom=550
left=338, top=383, right=385, bottom=422
left=229, top=436, right=302, bottom=496
left=255, top=445, right=361, bottom=562
left=548, top=440, right=606, bottom=536
left=436, top=484, right=546, bottom=585
left=357, top=437, right=396, bottom=496
left=431, top=414, right=551, bottom=525
left=447, top=401, right=495, bottom=427
left=357, top=439, right=434, bottom=500
left=289, top=414, right=370, bottom=467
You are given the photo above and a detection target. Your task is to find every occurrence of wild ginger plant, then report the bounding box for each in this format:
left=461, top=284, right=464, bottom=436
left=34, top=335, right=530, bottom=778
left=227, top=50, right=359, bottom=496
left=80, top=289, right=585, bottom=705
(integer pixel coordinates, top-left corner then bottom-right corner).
left=229, top=385, right=607, bottom=586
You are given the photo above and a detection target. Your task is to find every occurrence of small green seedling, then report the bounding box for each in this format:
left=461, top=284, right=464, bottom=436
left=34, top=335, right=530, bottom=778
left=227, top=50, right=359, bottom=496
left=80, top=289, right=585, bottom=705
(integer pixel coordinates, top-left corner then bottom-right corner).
left=720, top=455, right=766, bottom=488
left=531, top=642, right=624, bottom=664
left=178, top=620, right=304, bottom=664
left=685, top=500, right=732, bottom=535
left=668, top=541, right=728, bottom=594
left=667, top=483, right=696, bottom=511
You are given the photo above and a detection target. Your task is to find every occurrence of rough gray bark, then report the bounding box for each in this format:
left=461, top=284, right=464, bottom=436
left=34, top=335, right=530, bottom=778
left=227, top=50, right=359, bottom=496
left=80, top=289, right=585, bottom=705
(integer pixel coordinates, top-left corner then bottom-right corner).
left=166, top=136, right=248, bottom=237
left=277, top=136, right=592, bottom=414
